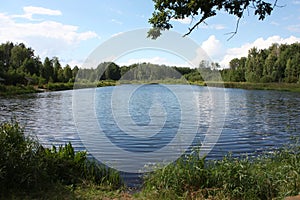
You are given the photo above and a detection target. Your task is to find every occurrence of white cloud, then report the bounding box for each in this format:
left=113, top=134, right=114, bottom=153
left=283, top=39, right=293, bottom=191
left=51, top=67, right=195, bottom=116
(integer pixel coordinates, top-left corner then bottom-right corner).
left=111, top=32, right=124, bottom=38
left=171, top=17, right=192, bottom=24
left=12, top=6, right=62, bottom=20
left=111, top=19, right=123, bottom=25
left=0, top=8, right=99, bottom=60
left=201, top=35, right=225, bottom=61
left=199, top=23, right=226, bottom=30
left=109, top=8, right=123, bottom=15
left=212, top=24, right=226, bottom=30
left=292, top=0, right=300, bottom=4
left=113, top=35, right=300, bottom=69
left=24, top=6, right=61, bottom=16
left=61, top=59, right=84, bottom=68
left=219, top=35, right=300, bottom=68
left=270, top=21, right=280, bottom=26
left=287, top=24, right=300, bottom=33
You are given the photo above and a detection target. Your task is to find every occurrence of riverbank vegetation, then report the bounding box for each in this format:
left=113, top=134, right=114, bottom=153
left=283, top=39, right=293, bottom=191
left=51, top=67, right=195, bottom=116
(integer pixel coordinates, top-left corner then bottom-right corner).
left=1, top=42, right=300, bottom=95
left=0, top=84, right=37, bottom=96
left=140, top=143, right=300, bottom=200
left=1, top=120, right=300, bottom=199
left=193, top=81, right=300, bottom=92
left=0, top=121, right=122, bottom=199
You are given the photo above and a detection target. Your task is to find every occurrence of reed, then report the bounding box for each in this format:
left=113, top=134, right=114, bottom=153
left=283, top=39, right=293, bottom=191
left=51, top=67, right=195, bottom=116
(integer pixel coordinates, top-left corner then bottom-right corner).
left=141, top=141, right=300, bottom=199
left=0, top=120, right=122, bottom=198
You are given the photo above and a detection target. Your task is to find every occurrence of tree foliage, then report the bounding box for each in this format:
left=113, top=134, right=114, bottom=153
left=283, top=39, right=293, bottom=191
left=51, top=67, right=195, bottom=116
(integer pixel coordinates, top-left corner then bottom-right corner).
left=0, top=42, right=78, bottom=86
left=221, top=42, right=300, bottom=83
left=148, top=0, right=279, bottom=39
left=1, top=41, right=299, bottom=88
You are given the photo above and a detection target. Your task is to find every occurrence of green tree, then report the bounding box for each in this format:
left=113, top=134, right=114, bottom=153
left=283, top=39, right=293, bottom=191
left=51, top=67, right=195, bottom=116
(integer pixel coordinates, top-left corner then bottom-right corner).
left=274, top=44, right=289, bottom=82
left=57, top=68, right=65, bottom=83
left=72, top=66, right=79, bottom=80
left=52, top=57, right=62, bottom=82
left=245, top=47, right=262, bottom=82
left=263, top=52, right=277, bottom=82
left=0, top=42, right=14, bottom=72
left=41, top=57, right=54, bottom=82
left=173, top=66, right=193, bottom=76
left=228, top=57, right=246, bottom=82
left=148, top=0, right=278, bottom=39
left=104, top=62, right=121, bottom=80
left=22, top=58, right=36, bottom=75
left=63, top=64, right=73, bottom=82
left=10, top=43, right=33, bottom=70
left=285, top=53, right=300, bottom=83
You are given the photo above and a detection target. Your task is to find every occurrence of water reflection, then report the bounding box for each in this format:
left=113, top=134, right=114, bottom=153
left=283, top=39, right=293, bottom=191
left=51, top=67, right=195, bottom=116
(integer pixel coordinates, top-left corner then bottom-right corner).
left=208, top=89, right=300, bottom=159
left=0, top=86, right=299, bottom=160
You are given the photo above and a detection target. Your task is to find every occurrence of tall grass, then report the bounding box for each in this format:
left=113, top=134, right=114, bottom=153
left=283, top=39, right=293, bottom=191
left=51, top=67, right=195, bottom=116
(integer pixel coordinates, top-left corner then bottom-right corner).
left=142, top=143, right=300, bottom=200
left=200, top=82, right=300, bottom=92
left=0, top=84, right=37, bottom=95
left=0, top=120, right=122, bottom=197
left=2, top=120, right=300, bottom=199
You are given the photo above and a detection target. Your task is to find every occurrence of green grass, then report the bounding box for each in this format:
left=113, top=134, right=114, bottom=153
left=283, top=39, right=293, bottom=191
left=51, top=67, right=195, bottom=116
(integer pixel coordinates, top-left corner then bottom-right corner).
left=54, top=81, right=300, bottom=93
left=197, top=81, right=300, bottom=92
left=45, top=80, right=117, bottom=91
left=46, top=82, right=75, bottom=91
left=2, top=120, right=300, bottom=199
left=140, top=143, right=300, bottom=200
left=2, top=81, right=299, bottom=96
left=0, top=84, right=38, bottom=96
left=0, top=120, right=123, bottom=199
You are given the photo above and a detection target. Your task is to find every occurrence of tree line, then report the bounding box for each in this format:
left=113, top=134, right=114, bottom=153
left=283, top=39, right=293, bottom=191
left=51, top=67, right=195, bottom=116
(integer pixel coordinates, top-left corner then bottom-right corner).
left=0, top=42, right=194, bottom=85
left=1, top=41, right=300, bottom=86
left=221, top=43, right=300, bottom=83
left=0, top=42, right=79, bottom=86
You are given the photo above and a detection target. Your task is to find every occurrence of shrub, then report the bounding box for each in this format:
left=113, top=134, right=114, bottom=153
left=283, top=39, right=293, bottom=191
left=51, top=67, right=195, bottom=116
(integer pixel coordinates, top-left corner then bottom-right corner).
left=143, top=142, right=300, bottom=200
left=0, top=121, right=122, bottom=195
left=0, top=121, right=40, bottom=191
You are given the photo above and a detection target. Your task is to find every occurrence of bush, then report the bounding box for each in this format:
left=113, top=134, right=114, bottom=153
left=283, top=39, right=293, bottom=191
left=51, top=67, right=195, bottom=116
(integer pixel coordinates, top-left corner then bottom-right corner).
left=0, top=121, right=122, bottom=196
left=46, top=82, right=74, bottom=91
left=143, top=142, right=300, bottom=200
left=0, top=121, right=41, bottom=191
left=0, top=84, right=37, bottom=95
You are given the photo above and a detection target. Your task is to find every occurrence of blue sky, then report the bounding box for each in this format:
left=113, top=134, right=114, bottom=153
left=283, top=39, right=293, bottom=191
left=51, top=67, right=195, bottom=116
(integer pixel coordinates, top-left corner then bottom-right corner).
left=0, top=0, right=300, bottom=68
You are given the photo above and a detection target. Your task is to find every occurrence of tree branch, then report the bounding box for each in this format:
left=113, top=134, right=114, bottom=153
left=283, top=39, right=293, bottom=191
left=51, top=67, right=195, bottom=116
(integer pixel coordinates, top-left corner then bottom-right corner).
left=273, top=0, right=285, bottom=8
left=225, top=17, right=241, bottom=41
left=157, top=0, right=284, bottom=38
left=183, top=17, right=207, bottom=37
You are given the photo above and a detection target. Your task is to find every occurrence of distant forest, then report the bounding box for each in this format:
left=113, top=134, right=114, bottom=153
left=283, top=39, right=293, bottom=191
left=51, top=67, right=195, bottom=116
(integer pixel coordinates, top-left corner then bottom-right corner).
left=0, top=42, right=299, bottom=86
left=221, top=43, right=300, bottom=83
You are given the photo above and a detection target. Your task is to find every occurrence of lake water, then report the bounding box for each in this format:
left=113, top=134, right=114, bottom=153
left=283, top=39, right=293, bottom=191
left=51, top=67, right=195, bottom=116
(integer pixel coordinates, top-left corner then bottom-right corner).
left=1, top=84, right=300, bottom=185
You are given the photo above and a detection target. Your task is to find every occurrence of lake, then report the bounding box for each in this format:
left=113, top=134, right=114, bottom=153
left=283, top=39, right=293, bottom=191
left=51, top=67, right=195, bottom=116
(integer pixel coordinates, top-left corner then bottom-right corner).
left=1, top=84, right=300, bottom=184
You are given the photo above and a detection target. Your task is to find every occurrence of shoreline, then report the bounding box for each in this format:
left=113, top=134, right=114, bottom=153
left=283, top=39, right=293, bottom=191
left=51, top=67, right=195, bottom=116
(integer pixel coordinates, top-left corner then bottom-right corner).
left=1, top=81, right=300, bottom=96
left=201, top=81, right=300, bottom=92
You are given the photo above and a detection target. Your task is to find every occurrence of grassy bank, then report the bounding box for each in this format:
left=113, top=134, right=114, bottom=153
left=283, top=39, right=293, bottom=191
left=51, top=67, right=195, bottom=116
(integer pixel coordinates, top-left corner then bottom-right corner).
left=45, top=80, right=117, bottom=91
left=0, top=84, right=38, bottom=96
left=139, top=144, right=300, bottom=200
left=0, top=121, right=123, bottom=199
left=2, top=121, right=300, bottom=199
left=1, top=81, right=300, bottom=96
left=200, top=81, right=300, bottom=92
left=0, top=81, right=118, bottom=96
left=117, top=80, right=300, bottom=93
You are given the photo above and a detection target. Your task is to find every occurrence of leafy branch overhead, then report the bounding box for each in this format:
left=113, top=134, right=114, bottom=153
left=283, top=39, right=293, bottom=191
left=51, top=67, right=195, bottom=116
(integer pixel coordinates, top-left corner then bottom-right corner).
left=148, top=0, right=280, bottom=39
